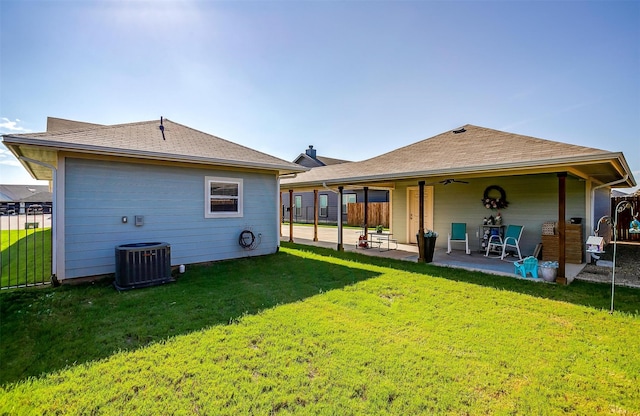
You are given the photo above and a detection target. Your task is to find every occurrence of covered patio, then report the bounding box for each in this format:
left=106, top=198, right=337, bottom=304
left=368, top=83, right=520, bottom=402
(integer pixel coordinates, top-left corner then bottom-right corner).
left=281, top=225, right=586, bottom=280
left=280, top=125, right=635, bottom=285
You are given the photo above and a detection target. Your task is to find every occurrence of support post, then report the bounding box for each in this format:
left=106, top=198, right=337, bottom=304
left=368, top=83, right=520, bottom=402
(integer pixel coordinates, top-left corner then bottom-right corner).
left=289, top=189, right=294, bottom=243
left=313, top=189, right=319, bottom=242
left=557, top=173, right=567, bottom=284
left=363, top=186, right=369, bottom=236
left=338, top=186, right=344, bottom=251
left=279, top=191, right=283, bottom=237
left=418, top=180, right=426, bottom=263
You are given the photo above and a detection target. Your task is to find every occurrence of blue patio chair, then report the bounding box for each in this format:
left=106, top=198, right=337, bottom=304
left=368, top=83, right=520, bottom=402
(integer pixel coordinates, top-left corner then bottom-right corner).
left=514, top=256, right=538, bottom=278
left=485, top=224, right=524, bottom=260
left=447, top=222, right=471, bottom=255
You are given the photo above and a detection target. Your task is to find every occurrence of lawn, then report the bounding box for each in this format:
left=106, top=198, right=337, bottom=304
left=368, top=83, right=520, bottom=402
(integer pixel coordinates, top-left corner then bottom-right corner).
left=0, top=228, right=52, bottom=287
left=1, top=243, right=639, bottom=414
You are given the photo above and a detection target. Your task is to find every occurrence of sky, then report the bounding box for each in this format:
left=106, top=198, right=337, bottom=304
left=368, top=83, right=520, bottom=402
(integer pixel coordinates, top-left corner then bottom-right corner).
left=1, top=0, right=638, bottom=192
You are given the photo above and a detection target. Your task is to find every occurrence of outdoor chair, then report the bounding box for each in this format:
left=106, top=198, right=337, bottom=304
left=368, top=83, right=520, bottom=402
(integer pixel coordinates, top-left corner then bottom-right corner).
left=447, top=222, right=471, bottom=255
left=514, top=256, right=538, bottom=279
left=485, top=224, right=524, bottom=260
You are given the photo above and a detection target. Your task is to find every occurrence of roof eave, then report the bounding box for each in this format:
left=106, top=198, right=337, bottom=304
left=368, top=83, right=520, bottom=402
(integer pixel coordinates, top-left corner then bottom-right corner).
left=281, top=153, right=635, bottom=188
left=3, top=135, right=308, bottom=175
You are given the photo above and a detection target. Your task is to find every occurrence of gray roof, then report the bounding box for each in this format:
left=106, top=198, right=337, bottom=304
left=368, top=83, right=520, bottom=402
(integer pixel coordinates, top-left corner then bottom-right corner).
left=282, top=124, right=635, bottom=188
left=3, top=118, right=307, bottom=180
left=0, top=184, right=51, bottom=202
left=293, top=153, right=350, bottom=168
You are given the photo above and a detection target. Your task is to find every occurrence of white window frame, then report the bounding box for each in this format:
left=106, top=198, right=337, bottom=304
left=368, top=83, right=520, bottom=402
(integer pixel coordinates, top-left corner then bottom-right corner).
left=205, top=176, right=243, bottom=218
left=319, top=194, right=328, bottom=217
left=294, top=195, right=302, bottom=217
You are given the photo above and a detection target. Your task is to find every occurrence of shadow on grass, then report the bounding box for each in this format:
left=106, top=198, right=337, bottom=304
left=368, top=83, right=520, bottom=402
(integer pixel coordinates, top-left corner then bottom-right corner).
left=0, top=251, right=379, bottom=386
left=282, top=242, right=640, bottom=316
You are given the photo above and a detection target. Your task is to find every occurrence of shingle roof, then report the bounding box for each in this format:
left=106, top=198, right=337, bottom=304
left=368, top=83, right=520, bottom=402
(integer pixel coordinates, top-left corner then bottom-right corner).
left=293, top=153, right=350, bottom=168
left=282, top=124, right=633, bottom=187
left=0, top=184, right=51, bottom=202
left=3, top=118, right=306, bottom=177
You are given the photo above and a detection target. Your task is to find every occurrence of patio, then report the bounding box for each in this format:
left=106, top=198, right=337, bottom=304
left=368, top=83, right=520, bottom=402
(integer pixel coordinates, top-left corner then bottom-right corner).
left=281, top=225, right=586, bottom=280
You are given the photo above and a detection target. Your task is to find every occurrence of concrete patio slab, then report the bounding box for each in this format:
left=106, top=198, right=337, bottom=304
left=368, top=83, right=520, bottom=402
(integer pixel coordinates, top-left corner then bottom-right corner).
left=280, top=224, right=584, bottom=280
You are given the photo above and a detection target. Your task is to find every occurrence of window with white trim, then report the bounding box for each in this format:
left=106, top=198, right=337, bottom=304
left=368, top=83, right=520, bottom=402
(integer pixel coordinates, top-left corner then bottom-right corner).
left=205, top=177, right=243, bottom=218
left=319, top=194, right=328, bottom=217
left=294, top=195, right=302, bottom=217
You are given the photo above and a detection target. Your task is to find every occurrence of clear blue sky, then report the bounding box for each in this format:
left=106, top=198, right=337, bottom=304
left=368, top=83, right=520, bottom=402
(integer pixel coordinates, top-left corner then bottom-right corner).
left=1, top=0, right=638, bottom=191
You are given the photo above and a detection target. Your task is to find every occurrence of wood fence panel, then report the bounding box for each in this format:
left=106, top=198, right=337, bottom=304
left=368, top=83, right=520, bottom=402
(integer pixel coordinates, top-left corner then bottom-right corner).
left=347, top=202, right=389, bottom=228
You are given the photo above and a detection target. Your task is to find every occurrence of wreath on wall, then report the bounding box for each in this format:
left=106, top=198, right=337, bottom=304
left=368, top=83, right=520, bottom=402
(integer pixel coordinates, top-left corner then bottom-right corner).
left=482, top=185, right=509, bottom=210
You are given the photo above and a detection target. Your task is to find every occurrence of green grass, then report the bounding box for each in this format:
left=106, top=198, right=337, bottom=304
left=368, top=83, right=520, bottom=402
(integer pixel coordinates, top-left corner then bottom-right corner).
left=0, top=228, right=52, bottom=287
left=1, top=243, right=639, bottom=414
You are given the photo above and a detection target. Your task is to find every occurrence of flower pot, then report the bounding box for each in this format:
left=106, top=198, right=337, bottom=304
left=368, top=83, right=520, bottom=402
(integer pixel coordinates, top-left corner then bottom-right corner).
left=417, top=235, right=437, bottom=263
left=539, top=266, right=557, bottom=282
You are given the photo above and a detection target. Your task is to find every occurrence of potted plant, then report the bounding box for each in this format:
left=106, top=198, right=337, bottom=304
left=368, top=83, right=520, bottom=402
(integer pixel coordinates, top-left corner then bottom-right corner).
left=539, top=261, right=558, bottom=282
left=417, top=230, right=438, bottom=263
left=376, top=225, right=384, bottom=233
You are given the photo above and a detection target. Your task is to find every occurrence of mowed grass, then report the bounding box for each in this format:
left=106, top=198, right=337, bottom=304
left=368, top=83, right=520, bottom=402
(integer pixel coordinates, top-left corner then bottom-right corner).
left=1, top=243, right=639, bottom=414
left=0, top=228, right=52, bottom=287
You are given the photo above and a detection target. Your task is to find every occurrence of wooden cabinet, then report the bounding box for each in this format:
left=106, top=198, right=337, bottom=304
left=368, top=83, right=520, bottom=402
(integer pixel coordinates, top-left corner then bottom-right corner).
left=541, top=224, right=583, bottom=263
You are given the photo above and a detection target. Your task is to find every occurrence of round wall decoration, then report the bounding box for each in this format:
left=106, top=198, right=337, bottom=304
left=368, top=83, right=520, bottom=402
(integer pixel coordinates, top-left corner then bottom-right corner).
left=482, top=185, right=508, bottom=209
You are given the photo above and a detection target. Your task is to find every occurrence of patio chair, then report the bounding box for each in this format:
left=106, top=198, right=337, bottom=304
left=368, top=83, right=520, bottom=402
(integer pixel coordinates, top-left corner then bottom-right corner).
left=485, top=224, right=524, bottom=260
left=514, top=256, right=538, bottom=278
left=447, top=222, right=471, bottom=255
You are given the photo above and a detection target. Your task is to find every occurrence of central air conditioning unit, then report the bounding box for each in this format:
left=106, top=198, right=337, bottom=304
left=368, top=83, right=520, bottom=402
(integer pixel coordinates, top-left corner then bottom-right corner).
left=114, top=242, right=173, bottom=290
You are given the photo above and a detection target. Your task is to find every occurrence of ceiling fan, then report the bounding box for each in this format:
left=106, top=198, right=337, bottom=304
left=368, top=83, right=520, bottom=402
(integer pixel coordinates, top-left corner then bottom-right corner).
left=439, top=178, right=469, bottom=185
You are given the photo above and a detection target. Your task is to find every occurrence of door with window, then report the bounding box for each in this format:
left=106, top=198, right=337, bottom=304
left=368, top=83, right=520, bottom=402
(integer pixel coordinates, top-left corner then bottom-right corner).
left=408, top=186, right=433, bottom=243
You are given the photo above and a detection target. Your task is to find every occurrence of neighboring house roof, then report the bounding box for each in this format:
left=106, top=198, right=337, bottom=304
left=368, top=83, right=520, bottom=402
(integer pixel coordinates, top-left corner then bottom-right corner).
left=2, top=118, right=307, bottom=180
left=0, top=184, right=51, bottom=202
left=46, top=117, right=103, bottom=132
left=293, top=153, right=350, bottom=168
left=611, top=189, right=629, bottom=197
left=292, top=145, right=350, bottom=168
left=282, top=124, right=635, bottom=188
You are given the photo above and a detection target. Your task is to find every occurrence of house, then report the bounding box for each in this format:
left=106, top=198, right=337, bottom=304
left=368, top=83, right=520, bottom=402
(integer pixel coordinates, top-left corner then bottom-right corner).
left=282, top=145, right=389, bottom=225
left=0, top=184, right=52, bottom=214
left=2, top=117, right=306, bottom=281
left=281, top=124, right=636, bottom=274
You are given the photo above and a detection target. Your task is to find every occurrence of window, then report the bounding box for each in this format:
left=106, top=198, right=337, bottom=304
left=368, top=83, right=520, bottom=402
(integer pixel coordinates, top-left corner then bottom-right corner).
left=205, top=177, right=243, bottom=218
left=294, top=195, right=302, bottom=217
left=319, top=194, right=328, bottom=217
left=342, top=194, right=356, bottom=213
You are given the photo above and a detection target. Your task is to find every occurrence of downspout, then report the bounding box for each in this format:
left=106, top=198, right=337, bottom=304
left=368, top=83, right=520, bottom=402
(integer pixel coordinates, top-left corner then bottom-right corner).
left=322, top=182, right=339, bottom=194
left=590, top=174, right=629, bottom=235
left=18, top=156, right=58, bottom=285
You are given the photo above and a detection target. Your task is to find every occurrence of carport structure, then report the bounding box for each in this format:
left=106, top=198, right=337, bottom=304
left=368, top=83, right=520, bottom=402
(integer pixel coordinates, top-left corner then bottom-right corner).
left=280, top=124, right=635, bottom=283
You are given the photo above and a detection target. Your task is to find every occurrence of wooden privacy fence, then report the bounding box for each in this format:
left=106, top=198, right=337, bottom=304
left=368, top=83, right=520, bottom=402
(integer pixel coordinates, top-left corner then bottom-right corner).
left=612, top=195, right=640, bottom=242
left=347, top=202, right=389, bottom=228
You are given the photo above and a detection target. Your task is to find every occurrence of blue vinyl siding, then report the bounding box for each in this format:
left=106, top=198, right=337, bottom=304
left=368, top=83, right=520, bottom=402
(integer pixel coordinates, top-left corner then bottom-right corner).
left=64, top=158, right=278, bottom=279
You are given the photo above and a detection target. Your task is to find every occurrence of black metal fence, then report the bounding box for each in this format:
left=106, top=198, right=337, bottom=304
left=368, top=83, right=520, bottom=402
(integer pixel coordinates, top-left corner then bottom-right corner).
left=0, top=205, right=53, bottom=289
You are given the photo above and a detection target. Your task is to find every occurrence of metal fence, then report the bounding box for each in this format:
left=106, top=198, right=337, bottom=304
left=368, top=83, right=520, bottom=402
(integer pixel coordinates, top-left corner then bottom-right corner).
left=0, top=206, right=53, bottom=289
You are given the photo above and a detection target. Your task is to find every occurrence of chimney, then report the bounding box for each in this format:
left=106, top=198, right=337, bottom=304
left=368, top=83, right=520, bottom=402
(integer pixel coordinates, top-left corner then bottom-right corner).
left=305, top=145, right=317, bottom=159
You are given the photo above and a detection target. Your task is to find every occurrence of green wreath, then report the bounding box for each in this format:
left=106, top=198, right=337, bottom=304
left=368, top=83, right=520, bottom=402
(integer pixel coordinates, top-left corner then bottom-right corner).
left=482, top=185, right=508, bottom=209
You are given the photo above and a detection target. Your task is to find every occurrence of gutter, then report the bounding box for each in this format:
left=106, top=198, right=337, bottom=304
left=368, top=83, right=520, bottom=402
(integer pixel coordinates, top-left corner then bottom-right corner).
left=18, top=156, right=58, bottom=285
left=3, top=135, right=307, bottom=175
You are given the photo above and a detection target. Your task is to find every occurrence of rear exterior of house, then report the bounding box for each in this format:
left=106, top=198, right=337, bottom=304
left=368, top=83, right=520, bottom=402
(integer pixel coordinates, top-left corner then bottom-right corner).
left=281, top=124, right=636, bottom=265
left=3, top=117, right=306, bottom=281
left=62, top=157, right=281, bottom=279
